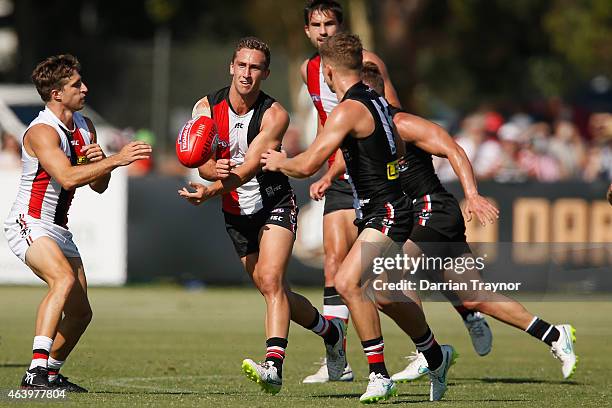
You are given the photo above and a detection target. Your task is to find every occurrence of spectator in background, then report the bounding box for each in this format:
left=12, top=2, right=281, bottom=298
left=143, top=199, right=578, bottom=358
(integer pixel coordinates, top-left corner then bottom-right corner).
left=495, top=123, right=527, bottom=183
left=472, top=111, right=504, bottom=180
left=434, top=113, right=485, bottom=181
left=548, top=120, right=586, bottom=179
left=0, top=129, right=21, bottom=169
left=518, top=122, right=562, bottom=182
left=583, top=113, right=612, bottom=181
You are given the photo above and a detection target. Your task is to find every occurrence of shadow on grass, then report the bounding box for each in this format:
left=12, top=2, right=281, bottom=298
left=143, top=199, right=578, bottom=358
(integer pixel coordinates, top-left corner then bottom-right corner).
left=0, top=363, right=27, bottom=368
left=90, top=390, right=250, bottom=396
left=457, top=377, right=581, bottom=385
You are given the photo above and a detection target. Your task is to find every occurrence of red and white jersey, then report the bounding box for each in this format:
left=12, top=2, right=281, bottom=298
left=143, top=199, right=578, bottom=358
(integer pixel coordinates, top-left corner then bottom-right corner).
left=306, top=53, right=345, bottom=176
left=306, top=54, right=338, bottom=126
left=207, top=87, right=293, bottom=216
left=7, top=107, right=92, bottom=229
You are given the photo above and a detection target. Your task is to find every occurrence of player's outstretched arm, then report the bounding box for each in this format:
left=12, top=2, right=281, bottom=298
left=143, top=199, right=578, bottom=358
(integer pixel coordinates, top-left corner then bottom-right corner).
left=261, top=100, right=360, bottom=178
left=28, top=124, right=151, bottom=191
left=393, top=112, right=499, bottom=225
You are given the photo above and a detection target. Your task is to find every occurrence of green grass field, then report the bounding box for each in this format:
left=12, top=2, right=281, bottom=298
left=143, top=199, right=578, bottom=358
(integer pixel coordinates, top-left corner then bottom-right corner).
left=0, top=286, right=610, bottom=407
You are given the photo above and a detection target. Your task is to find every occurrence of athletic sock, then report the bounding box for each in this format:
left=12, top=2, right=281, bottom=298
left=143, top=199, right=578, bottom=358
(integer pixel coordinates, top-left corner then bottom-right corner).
left=47, top=357, right=65, bottom=382
left=454, top=305, right=474, bottom=321
left=323, top=286, right=349, bottom=323
left=525, top=317, right=560, bottom=346
left=30, top=336, right=53, bottom=370
left=412, top=327, right=443, bottom=371
left=265, top=337, right=288, bottom=378
left=362, top=337, right=389, bottom=378
left=306, top=307, right=340, bottom=345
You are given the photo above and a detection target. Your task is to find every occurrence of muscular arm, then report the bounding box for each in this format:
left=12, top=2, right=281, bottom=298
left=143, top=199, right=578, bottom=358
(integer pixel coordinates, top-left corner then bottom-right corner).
left=363, top=50, right=401, bottom=108
left=85, top=118, right=111, bottom=194
left=208, top=102, right=290, bottom=196
left=27, top=125, right=149, bottom=191
left=393, top=112, right=498, bottom=223
left=393, top=112, right=478, bottom=196
left=262, top=100, right=367, bottom=178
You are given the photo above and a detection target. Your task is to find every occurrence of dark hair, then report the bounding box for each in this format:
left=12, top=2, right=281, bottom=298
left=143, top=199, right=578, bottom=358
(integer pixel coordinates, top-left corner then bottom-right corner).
left=232, top=36, right=271, bottom=69
left=361, top=61, right=384, bottom=95
left=304, top=0, right=343, bottom=25
left=31, top=54, right=81, bottom=102
left=320, top=32, right=362, bottom=71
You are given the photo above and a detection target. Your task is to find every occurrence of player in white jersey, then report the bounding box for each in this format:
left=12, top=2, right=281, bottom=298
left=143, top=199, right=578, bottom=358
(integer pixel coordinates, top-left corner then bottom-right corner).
left=179, top=37, right=346, bottom=396
left=3, top=54, right=151, bottom=391
left=300, top=0, right=404, bottom=383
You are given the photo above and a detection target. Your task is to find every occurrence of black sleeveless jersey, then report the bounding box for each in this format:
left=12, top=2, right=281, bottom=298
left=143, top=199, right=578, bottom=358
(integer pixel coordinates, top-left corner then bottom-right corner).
left=340, top=82, right=404, bottom=214
left=208, top=87, right=294, bottom=215
left=389, top=106, right=447, bottom=199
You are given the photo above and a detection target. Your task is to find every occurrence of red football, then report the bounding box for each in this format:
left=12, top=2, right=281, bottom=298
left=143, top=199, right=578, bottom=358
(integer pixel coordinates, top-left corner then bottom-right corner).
left=176, top=115, right=219, bottom=168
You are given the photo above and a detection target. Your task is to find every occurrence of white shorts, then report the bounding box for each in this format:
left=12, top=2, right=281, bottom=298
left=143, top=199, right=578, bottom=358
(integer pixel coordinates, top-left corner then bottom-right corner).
left=3, top=213, right=80, bottom=263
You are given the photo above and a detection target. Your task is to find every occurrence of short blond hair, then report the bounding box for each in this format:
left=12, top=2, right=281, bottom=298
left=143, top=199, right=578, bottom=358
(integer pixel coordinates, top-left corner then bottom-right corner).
left=319, top=32, right=362, bottom=71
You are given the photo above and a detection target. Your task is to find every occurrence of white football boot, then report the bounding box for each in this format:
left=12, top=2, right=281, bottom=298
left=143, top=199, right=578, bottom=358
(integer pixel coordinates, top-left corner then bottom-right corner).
left=359, top=372, right=397, bottom=404
left=325, top=318, right=348, bottom=381
left=550, top=324, right=577, bottom=379
left=302, top=358, right=354, bottom=383
left=390, top=351, right=429, bottom=382
left=241, top=359, right=282, bottom=395
left=428, top=345, right=458, bottom=401
left=464, top=312, right=493, bottom=356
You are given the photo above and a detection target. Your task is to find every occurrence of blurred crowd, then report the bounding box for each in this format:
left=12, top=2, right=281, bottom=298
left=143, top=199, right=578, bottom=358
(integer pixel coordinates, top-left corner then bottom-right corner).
left=1, top=107, right=610, bottom=183
left=435, top=110, right=612, bottom=183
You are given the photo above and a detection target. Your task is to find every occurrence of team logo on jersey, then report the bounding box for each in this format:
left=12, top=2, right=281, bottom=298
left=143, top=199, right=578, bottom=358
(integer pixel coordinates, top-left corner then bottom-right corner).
left=386, top=160, right=399, bottom=180
left=265, top=185, right=283, bottom=197
left=310, top=94, right=321, bottom=103
left=234, top=122, right=244, bottom=129
left=419, top=210, right=432, bottom=220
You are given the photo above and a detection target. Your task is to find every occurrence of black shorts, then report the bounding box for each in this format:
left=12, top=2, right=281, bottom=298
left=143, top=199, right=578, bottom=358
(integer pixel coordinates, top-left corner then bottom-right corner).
left=355, top=195, right=413, bottom=243
left=409, top=192, right=471, bottom=258
left=411, top=192, right=467, bottom=240
left=323, top=178, right=355, bottom=215
left=224, top=202, right=298, bottom=258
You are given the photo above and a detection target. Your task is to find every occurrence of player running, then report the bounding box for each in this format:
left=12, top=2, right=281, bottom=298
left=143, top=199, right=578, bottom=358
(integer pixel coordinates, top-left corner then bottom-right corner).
left=359, top=64, right=578, bottom=382
left=178, top=37, right=346, bottom=396
left=262, top=33, right=455, bottom=403
left=300, top=0, right=408, bottom=383
left=3, top=54, right=152, bottom=391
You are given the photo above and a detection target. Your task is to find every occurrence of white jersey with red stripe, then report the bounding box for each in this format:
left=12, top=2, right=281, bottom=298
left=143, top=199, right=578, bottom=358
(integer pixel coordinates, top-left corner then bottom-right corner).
left=207, top=87, right=294, bottom=216
left=306, top=54, right=337, bottom=126
left=306, top=53, right=347, bottom=177
left=7, top=107, right=92, bottom=229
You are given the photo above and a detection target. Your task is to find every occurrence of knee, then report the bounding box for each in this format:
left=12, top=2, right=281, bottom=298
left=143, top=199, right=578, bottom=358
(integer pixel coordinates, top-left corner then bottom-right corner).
left=461, top=300, right=481, bottom=311
left=51, top=271, right=76, bottom=295
left=255, top=271, right=284, bottom=298
left=375, top=296, right=394, bottom=309
left=334, top=278, right=359, bottom=301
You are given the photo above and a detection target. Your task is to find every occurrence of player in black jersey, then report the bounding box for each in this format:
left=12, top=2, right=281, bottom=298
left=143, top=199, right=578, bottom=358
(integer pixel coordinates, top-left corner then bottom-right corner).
left=359, top=65, right=577, bottom=381
left=262, top=33, right=455, bottom=403
left=179, top=37, right=347, bottom=395
left=301, top=1, right=403, bottom=384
